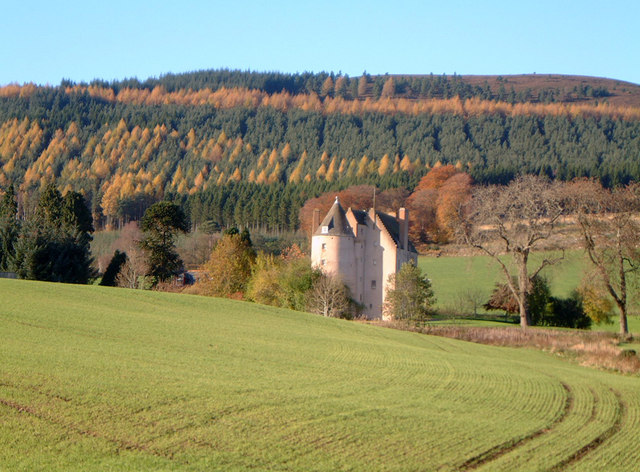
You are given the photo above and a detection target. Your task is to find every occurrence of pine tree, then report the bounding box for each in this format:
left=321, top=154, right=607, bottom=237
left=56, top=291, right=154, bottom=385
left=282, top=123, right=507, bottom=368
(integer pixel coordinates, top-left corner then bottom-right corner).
left=321, top=76, right=334, bottom=98
left=140, top=201, right=189, bottom=283
left=0, top=186, right=19, bottom=272
left=13, top=185, right=95, bottom=283
left=358, top=75, right=368, bottom=97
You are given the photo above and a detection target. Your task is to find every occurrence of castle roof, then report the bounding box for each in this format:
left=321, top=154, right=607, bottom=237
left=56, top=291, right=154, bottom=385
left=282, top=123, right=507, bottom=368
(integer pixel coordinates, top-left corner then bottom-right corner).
left=375, top=211, right=418, bottom=253
left=350, top=209, right=369, bottom=226
left=314, top=197, right=354, bottom=237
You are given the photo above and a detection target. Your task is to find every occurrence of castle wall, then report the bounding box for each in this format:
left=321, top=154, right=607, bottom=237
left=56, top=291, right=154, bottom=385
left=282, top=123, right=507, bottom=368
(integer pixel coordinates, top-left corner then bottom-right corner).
left=360, top=224, right=384, bottom=319
left=311, top=235, right=357, bottom=294
left=312, top=204, right=418, bottom=321
left=380, top=230, right=399, bottom=320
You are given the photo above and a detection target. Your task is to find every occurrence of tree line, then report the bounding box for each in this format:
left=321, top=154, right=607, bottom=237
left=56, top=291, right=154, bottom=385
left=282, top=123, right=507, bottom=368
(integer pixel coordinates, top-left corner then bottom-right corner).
left=55, top=69, right=611, bottom=104
left=0, top=184, right=94, bottom=283
left=1, top=85, right=640, bottom=233
left=455, top=176, right=640, bottom=337
left=1, top=175, right=637, bottom=336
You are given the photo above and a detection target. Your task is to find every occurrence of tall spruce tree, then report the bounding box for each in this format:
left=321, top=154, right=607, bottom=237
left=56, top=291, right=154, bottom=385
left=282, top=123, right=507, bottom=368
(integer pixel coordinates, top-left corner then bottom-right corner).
left=140, top=201, right=189, bottom=283
left=0, top=186, right=20, bottom=272
left=14, top=184, right=95, bottom=283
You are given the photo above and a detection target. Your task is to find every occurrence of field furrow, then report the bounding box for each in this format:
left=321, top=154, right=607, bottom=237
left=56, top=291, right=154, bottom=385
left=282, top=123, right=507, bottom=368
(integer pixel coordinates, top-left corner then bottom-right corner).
left=564, top=383, right=640, bottom=471
left=472, top=380, right=616, bottom=471
left=459, top=381, right=572, bottom=470
left=549, top=388, right=624, bottom=471
left=0, top=279, right=639, bottom=471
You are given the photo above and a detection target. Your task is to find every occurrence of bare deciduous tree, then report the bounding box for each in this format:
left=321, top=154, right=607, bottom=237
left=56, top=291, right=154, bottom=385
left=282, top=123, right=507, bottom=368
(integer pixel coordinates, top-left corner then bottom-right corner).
left=116, top=248, right=149, bottom=289
left=307, top=273, right=350, bottom=318
left=453, top=286, right=486, bottom=316
left=457, top=175, right=566, bottom=328
left=569, top=179, right=640, bottom=337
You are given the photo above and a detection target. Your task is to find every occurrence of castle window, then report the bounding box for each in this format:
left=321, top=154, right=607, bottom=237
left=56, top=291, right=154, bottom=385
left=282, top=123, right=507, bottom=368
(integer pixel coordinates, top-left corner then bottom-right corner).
left=321, top=226, right=329, bottom=234
left=321, top=259, right=326, bottom=266
left=321, top=243, right=326, bottom=250
left=371, top=280, right=376, bottom=289
left=373, top=259, right=377, bottom=265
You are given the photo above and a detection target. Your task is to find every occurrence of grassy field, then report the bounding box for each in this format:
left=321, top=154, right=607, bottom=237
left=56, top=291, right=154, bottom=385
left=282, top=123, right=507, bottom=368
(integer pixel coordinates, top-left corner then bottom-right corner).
left=419, top=250, right=640, bottom=334
left=1, top=279, right=639, bottom=471
left=419, top=250, right=587, bottom=310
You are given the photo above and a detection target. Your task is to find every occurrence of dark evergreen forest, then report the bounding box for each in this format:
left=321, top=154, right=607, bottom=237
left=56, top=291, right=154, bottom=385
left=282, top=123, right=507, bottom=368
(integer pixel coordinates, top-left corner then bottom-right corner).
left=0, top=70, right=639, bottom=232
left=75, top=69, right=612, bottom=103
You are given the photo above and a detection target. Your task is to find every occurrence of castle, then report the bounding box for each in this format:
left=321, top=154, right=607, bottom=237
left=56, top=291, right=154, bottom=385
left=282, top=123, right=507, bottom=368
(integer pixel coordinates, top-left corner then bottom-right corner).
left=311, top=197, right=418, bottom=319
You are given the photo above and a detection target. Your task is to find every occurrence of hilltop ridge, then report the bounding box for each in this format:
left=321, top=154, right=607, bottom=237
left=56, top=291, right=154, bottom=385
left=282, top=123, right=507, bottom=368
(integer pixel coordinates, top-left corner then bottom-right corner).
left=1, top=69, right=640, bottom=232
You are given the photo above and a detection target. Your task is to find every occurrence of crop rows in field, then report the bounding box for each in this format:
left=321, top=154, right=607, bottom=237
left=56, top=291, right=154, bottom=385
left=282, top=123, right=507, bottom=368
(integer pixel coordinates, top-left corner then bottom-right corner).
left=468, top=381, right=627, bottom=471
left=0, top=279, right=639, bottom=471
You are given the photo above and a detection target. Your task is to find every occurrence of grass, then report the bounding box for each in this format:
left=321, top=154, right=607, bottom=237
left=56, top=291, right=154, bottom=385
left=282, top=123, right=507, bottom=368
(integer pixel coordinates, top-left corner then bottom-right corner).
left=419, top=250, right=587, bottom=311
left=386, top=323, right=640, bottom=374
left=419, top=250, right=640, bottom=335
left=1, top=279, right=640, bottom=471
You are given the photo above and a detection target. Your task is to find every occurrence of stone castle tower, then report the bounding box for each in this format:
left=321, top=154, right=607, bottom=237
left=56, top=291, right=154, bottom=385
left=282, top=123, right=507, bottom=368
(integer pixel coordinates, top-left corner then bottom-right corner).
left=311, top=197, right=418, bottom=319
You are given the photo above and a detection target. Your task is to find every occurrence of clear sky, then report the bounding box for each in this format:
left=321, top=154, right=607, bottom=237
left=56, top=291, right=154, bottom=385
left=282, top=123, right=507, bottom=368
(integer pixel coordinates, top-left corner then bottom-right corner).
left=1, top=0, right=638, bottom=86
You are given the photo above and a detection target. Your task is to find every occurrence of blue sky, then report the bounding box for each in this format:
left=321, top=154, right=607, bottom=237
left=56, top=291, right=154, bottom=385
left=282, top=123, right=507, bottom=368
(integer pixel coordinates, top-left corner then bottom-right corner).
left=1, top=0, right=638, bottom=86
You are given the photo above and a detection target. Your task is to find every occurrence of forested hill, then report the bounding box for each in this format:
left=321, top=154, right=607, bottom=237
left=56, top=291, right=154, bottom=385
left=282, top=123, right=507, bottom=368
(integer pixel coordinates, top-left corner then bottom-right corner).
left=55, top=70, right=640, bottom=108
left=1, top=70, right=640, bottom=231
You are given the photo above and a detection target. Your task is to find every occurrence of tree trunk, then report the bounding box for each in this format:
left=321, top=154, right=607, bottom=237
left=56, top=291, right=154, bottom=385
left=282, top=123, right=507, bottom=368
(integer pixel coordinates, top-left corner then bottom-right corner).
left=616, top=300, right=629, bottom=337
left=517, top=252, right=531, bottom=329
left=613, top=240, right=630, bottom=338
left=518, top=290, right=530, bottom=328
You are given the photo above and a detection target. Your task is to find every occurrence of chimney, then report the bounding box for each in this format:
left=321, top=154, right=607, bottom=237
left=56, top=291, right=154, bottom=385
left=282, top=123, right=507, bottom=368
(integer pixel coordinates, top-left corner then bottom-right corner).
left=312, top=209, right=320, bottom=235
left=398, top=208, right=409, bottom=250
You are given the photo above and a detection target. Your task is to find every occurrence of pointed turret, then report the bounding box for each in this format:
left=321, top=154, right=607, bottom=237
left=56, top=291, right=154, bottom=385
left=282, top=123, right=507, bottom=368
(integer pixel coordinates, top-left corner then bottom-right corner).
left=314, top=196, right=353, bottom=237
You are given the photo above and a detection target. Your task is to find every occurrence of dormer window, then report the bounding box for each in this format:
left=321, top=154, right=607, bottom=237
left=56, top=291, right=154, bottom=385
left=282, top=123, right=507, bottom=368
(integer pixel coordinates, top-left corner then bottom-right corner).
left=321, top=226, right=329, bottom=234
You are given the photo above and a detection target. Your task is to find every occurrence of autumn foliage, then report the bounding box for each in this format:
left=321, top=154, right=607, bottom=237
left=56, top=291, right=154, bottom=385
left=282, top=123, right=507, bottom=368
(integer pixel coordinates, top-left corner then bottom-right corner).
left=298, top=185, right=412, bottom=235
left=406, top=165, right=472, bottom=244
left=2, top=82, right=638, bottom=121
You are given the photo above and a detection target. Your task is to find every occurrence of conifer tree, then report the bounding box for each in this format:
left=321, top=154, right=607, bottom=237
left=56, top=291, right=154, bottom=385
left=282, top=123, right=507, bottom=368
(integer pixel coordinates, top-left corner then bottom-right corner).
left=0, top=186, right=19, bottom=272
left=14, top=184, right=95, bottom=283
left=140, top=201, right=189, bottom=283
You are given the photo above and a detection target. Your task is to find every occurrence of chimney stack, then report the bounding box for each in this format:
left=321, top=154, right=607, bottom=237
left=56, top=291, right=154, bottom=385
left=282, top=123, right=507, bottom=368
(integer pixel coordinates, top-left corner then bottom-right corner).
left=398, top=208, right=409, bottom=250
left=312, top=209, right=320, bottom=236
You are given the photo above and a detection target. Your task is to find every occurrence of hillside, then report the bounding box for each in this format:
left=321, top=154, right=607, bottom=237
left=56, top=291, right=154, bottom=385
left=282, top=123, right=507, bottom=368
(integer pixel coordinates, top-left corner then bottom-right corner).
left=459, top=74, right=640, bottom=108
left=1, top=279, right=639, bottom=471
left=1, top=70, right=640, bottom=232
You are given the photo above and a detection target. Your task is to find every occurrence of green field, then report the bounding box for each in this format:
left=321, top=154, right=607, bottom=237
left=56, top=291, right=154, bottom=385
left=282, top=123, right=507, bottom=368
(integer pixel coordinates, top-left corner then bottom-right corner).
left=419, top=250, right=587, bottom=310
left=419, top=251, right=640, bottom=333
left=1, top=279, right=639, bottom=471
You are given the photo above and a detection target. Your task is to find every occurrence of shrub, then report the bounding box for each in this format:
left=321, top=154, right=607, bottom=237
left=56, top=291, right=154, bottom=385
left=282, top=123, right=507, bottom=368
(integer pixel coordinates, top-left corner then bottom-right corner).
left=485, top=276, right=591, bottom=329
left=384, top=262, right=436, bottom=323
left=543, top=292, right=592, bottom=329
left=203, top=232, right=255, bottom=297
left=246, top=245, right=315, bottom=311
left=580, top=282, right=615, bottom=325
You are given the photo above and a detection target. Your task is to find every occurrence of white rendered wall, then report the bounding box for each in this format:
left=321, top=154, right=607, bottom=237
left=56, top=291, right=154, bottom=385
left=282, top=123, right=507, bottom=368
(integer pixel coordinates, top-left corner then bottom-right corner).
left=311, top=235, right=357, bottom=296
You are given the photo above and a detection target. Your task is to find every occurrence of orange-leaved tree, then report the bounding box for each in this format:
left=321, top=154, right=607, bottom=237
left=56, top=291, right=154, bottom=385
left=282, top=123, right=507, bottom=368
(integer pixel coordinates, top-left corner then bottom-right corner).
left=407, top=165, right=470, bottom=244
left=435, top=172, right=473, bottom=242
